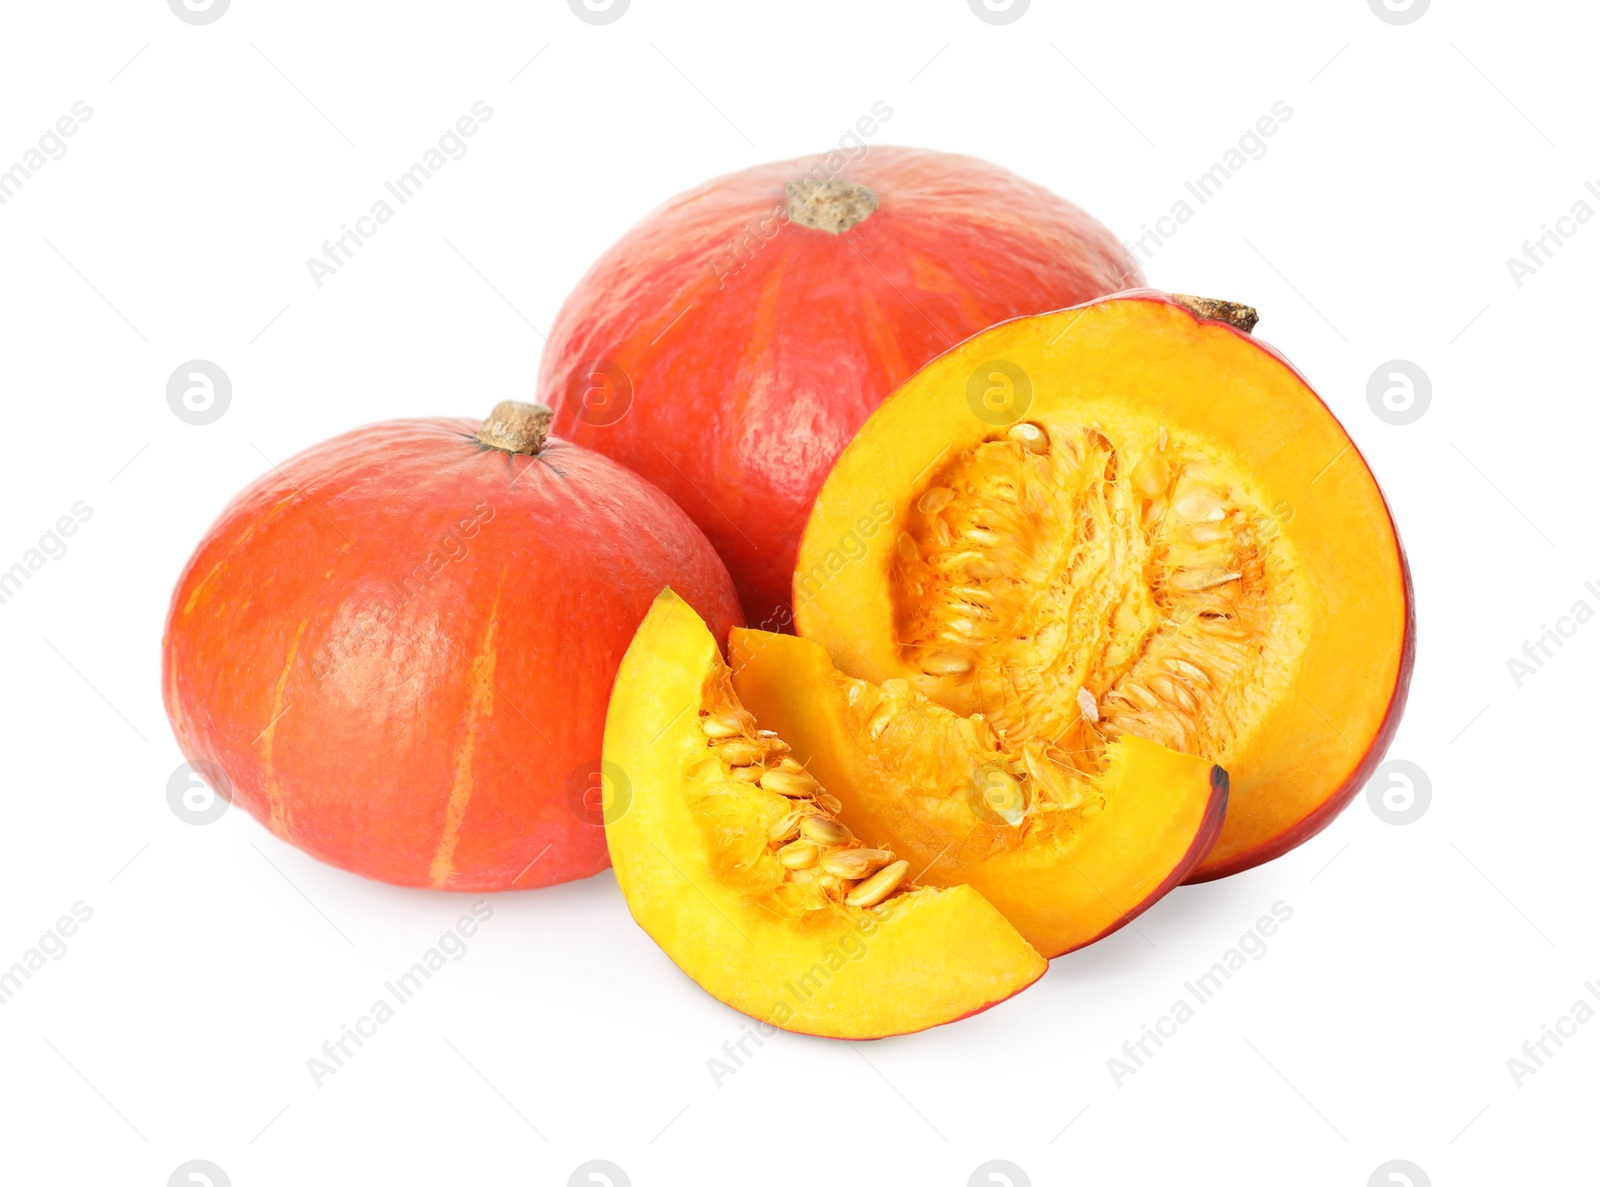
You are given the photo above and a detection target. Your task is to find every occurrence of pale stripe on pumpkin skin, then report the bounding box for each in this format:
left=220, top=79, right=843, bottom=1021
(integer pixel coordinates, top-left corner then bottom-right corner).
left=259, top=616, right=310, bottom=838
left=428, top=567, right=506, bottom=888
left=180, top=490, right=302, bottom=621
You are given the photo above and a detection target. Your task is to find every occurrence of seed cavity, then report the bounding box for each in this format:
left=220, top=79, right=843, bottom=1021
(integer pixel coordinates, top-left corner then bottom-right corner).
left=892, top=422, right=1286, bottom=762
left=695, top=681, right=918, bottom=916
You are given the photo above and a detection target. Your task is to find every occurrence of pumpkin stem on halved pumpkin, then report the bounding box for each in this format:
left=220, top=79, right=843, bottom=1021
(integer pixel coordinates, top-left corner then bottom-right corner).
left=785, top=178, right=878, bottom=234
left=1170, top=294, right=1259, bottom=334
left=477, top=401, right=554, bottom=455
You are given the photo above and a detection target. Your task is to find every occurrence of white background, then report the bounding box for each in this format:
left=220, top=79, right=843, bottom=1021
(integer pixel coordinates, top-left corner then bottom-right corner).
left=1, top=1, right=1594, bottom=1184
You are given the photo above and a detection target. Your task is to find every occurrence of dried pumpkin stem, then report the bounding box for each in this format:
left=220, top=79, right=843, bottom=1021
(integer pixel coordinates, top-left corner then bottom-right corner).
left=785, top=178, right=878, bottom=234
left=1170, top=294, right=1259, bottom=334
left=477, top=400, right=554, bottom=455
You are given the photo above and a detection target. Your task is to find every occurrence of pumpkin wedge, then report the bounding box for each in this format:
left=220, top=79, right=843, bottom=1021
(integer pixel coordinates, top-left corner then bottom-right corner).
left=730, top=628, right=1227, bottom=957
left=792, top=291, right=1414, bottom=881
left=603, top=591, right=1046, bottom=1039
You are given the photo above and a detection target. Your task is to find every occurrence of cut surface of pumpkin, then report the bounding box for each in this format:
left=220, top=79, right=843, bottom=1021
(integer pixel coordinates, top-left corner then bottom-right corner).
left=603, top=590, right=1046, bottom=1039
left=730, top=628, right=1227, bottom=958
left=793, top=291, right=1413, bottom=880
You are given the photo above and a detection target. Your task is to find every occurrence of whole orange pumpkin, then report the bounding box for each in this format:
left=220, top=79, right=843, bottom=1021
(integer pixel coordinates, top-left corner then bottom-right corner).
left=539, top=146, right=1141, bottom=629
left=162, top=403, right=741, bottom=890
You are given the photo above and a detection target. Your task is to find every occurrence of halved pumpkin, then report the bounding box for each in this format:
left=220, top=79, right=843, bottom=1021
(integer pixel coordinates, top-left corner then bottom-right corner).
left=793, top=291, right=1414, bottom=881
left=730, top=628, right=1226, bottom=957
left=603, top=590, right=1046, bottom=1039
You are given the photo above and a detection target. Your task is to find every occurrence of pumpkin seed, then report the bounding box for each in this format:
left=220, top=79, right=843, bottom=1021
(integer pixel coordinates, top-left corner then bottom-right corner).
left=1170, top=567, right=1241, bottom=593
left=845, top=860, right=909, bottom=908
left=767, top=810, right=802, bottom=843
left=1163, top=657, right=1209, bottom=685
left=1173, top=488, right=1226, bottom=522
left=1148, top=673, right=1197, bottom=711
left=1132, top=451, right=1171, bottom=498
left=799, top=815, right=851, bottom=845
left=701, top=712, right=746, bottom=739
left=922, top=651, right=972, bottom=676
left=760, top=768, right=820, bottom=798
left=719, top=740, right=764, bottom=766
left=1007, top=422, right=1050, bottom=454
left=1075, top=686, right=1100, bottom=723
left=821, top=848, right=893, bottom=879
left=777, top=839, right=819, bottom=869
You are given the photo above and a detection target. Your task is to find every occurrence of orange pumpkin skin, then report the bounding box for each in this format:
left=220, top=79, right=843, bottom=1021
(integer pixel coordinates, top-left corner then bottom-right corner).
left=161, top=416, right=742, bottom=891
left=539, top=147, right=1141, bottom=630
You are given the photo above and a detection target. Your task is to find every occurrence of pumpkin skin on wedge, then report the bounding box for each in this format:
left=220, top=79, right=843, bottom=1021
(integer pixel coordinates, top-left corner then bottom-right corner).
left=792, top=291, right=1413, bottom=882
left=730, top=629, right=1227, bottom=958
left=603, top=591, right=1046, bottom=1039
